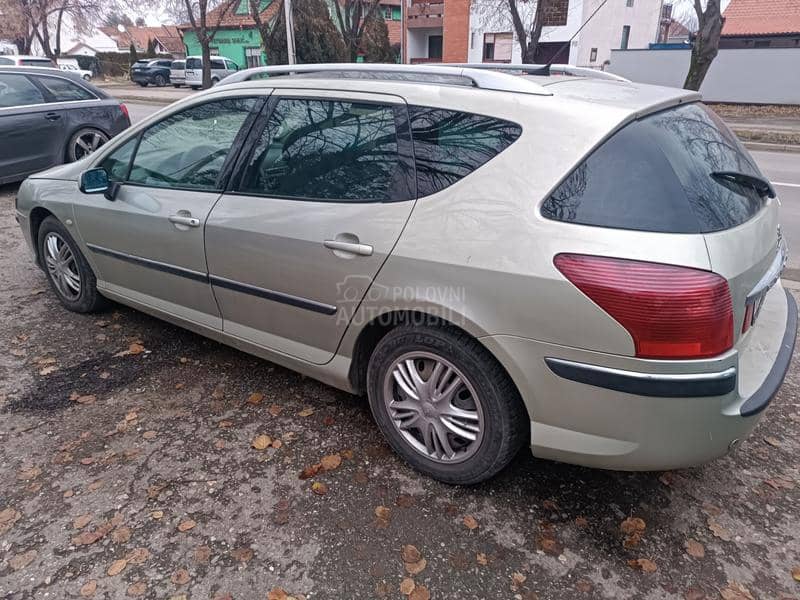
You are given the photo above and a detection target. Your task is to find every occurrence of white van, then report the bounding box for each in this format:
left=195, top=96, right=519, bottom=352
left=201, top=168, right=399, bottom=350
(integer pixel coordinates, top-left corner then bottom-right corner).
left=184, top=55, right=238, bottom=89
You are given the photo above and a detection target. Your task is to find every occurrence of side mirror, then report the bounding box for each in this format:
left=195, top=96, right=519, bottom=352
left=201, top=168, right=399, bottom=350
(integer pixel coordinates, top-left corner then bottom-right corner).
left=79, top=167, right=109, bottom=194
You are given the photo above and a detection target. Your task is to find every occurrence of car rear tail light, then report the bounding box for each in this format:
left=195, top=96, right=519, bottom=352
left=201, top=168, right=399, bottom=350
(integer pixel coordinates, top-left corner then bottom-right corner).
left=554, top=254, right=733, bottom=359
left=119, top=102, right=129, bottom=121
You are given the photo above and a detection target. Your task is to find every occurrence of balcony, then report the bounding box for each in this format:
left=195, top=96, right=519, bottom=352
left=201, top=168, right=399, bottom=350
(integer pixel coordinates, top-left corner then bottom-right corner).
left=407, top=1, right=444, bottom=29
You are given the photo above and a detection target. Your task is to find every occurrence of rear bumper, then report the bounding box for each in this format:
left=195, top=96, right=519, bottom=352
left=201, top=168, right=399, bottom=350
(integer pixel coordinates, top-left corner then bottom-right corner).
left=481, top=284, right=797, bottom=471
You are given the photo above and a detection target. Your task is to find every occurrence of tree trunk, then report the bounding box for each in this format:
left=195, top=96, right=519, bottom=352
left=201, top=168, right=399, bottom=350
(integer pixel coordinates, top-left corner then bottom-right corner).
left=201, top=39, right=212, bottom=88
left=55, top=6, right=66, bottom=57
left=684, top=0, right=723, bottom=91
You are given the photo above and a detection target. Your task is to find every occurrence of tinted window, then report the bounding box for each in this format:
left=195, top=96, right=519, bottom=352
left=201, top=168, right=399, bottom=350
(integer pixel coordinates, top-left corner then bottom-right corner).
left=0, top=74, right=45, bottom=107
left=172, top=61, right=185, bottom=69
left=35, top=76, right=95, bottom=102
left=127, top=98, right=256, bottom=190
left=408, top=106, right=521, bottom=197
left=211, top=59, right=225, bottom=69
left=238, top=98, right=408, bottom=202
left=158, top=60, right=172, bottom=67
left=0, top=57, right=13, bottom=65
left=101, top=137, right=138, bottom=182
left=541, top=103, right=765, bottom=234
left=20, top=58, right=52, bottom=67
left=186, top=58, right=201, bottom=69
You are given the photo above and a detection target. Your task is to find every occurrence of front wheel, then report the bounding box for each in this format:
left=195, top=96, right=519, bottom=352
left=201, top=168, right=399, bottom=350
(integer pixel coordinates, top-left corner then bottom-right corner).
left=38, top=217, right=106, bottom=313
left=83, top=74, right=91, bottom=81
left=366, top=325, right=528, bottom=485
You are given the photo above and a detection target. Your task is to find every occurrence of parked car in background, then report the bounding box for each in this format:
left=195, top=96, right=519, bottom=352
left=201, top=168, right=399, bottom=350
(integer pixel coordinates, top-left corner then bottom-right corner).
left=58, top=63, right=93, bottom=81
left=130, top=59, right=172, bottom=87
left=0, top=66, right=129, bottom=185
left=12, top=64, right=795, bottom=485
left=0, top=55, right=55, bottom=67
left=184, top=56, right=238, bottom=89
left=169, top=60, right=186, bottom=87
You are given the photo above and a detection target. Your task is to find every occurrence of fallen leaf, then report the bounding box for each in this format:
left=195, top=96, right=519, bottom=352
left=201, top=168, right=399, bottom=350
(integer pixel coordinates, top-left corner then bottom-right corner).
left=628, top=558, right=657, bottom=573
left=125, top=548, right=150, bottom=564
left=177, top=519, right=196, bottom=532
left=476, top=552, right=488, bottom=565
left=74, top=394, right=96, bottom=404
left=792, top=565, right=800, bottom=582
left=71, top=521, right=114, bottom=546
left=39, top=365, right=58, bottom=375
left=764, top=436, right=781, bottom=448
left=214, top=439, right=226, bottom=450
left=73, top=514, right=92, bottom=529
left=297, top=407, right=315, bottom=417
left=511, top=572, right=527, bottom=590
left=87, top=480, right=104, bottom=492
left=719, top=582, right=754, bottom=600
left=311, top=481, right=328, bottom=496
left=17, top=466, right=42, bottom=480
left=231, top=547, right=254, bottom=562
left=409, top=586, right=430, bottom=600
left=0, top=508, right=22, bottom=535
left=321, top=454, right=342, bottom=471
left=271, top=439, right=283, bottom=449
left=299, top=464, right=321, bottom=479
left=171, top=569, right=190, bottom=585
left=341, top=449, right=354, bottom=460
left=401, top=545, right=421, bottom=563
left=268, top=404, right=283, bottom=416
left=80, top=457, right=94, bottom=465
left=194, top=545, right=211, bottom=563
left=99, top=371, right=111, bottom=379
left=252, top=434, right=273, bottom=450
left=107, top=558, right=128, bottom=576
left=127, top=581, right=147, bottom=596
left=685, top=539, right=705, bottom=558
left=374, top=506, right=391, bottom=520
left=323, top=415, right=335, bottom=426
left=620, top=517, right=646, bottom=535
left=247, top=392, right=264, bottom=405
left=128, top=343, right=145, bottom=355
left=112, top=526, right=132, bottom=543
left=463, top=515, right=479, bottom=530
left=8, top=549, right=37, bottom=570
left=142, top=431, right=157, bottom=440
left=125, top=411, right=138, bottom=421
left=399, top=577, right=415, bottom=595
left=396, top=494, right=415, bottom=508
left=405, top=557, right=427, bottom=575
left=537, top=536, right=563, bottom=555
left=267, top=589, right=288, bottom=600
left=708, top=517, right=732, bottom=541
left=575, top=516, right=589, bottom=527
left=218, top=420, right=233, bottom=429
left=79, top=580, right=97, bottom=597
left=575, top=579, right=593, bottom=593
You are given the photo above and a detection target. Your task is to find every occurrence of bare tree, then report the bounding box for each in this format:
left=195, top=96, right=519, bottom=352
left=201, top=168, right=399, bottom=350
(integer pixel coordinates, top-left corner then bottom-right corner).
left=670, top=0, right=727, bottom=90
left=471, top=0, right=564, bottom=64
left=332, top=0, right=382, bottom=62
left=173, top=0, right=234, bottom=87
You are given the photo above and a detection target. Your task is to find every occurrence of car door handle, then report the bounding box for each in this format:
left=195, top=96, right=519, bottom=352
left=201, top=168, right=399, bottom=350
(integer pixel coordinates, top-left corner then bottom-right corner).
left=169, top=215, right=201, bottom=227
left=44, top=112, right=61, bottom=121
left=323, top=239, right=373, bottom=256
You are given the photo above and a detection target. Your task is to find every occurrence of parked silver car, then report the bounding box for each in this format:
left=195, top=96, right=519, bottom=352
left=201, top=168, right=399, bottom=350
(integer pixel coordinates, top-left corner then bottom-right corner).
left=184, top=55, right=238, bottom=89
left=169, top=59, right=186, bottom=87
left=14, top=64, right=796, bottom=484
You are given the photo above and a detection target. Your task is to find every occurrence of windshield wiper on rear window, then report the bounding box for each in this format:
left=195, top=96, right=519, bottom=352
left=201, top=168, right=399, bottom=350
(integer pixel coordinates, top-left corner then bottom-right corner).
left=711, top=171, right=776, bottom=198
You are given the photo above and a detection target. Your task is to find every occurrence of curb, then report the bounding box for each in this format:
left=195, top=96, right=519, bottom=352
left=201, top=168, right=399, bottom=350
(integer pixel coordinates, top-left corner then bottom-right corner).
left=741, top=141, right=800, bottom=154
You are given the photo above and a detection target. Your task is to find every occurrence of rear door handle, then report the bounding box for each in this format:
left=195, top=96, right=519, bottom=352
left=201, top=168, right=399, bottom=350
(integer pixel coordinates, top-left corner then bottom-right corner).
left=169, top=215, right=201, bottom=227
left=324, top=239, right=373, bottom=256
left=44, top=112, right=61, bottom=121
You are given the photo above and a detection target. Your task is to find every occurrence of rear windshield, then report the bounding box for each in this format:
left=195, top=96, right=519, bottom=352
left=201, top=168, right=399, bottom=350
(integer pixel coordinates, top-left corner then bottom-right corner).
left=541, top=103, right=765, bottom=234
left=186, top=58, right=201, bottom=69
left=172, top=61, right=185, bottom=69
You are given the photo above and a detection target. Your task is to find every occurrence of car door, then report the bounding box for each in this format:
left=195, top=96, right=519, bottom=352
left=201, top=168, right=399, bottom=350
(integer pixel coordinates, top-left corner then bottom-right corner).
left=0, top=72, right=66, bottom=182
left=73, top=95, right=265, bottom=329
left=205, top=90, right=417, bottom=364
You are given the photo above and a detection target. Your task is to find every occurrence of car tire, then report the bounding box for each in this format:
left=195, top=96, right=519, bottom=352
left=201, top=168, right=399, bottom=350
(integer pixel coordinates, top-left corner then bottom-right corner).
left=38, top=216, right=106, bottom=314
left=211, top=77, right=219, bottom=86
left=190, top=85, right=200, bottom=90
left=154, top=74, right=166, bottom=87
left=137, top=82, right=147, bottom=87
left=66, top=128, right=109, bottom=162
left=173, top=84, right=181, bottom=88
left=83, top=74, right=91, bottom=81
left=366, top=324, right=528, bottom=485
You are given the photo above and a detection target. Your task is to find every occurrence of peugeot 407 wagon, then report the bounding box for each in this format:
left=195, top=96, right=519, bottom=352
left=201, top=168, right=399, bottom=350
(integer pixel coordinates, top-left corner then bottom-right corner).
left=15, top=64, right=796, bottom=484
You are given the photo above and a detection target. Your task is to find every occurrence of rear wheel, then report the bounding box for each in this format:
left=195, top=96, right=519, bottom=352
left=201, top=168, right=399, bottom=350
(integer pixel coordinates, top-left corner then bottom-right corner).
left=38, top=217, right=105, bottom=313
left=366, top=325, right=528, bottom=485
left=154, top=74, right=166, bottom=87
left=211, top=77, right=219, bottom=86
left=82, top=74, right=91, bottom=81
left=66, top=128, right=108, bottom=162
left=173, top=83, right=181, bottom=88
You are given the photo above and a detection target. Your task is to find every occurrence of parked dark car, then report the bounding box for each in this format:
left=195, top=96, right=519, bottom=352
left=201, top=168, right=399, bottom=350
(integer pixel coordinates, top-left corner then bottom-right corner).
left=130, top=59, right=173, bottom=87
left=0, top=66, right=130, bottom=185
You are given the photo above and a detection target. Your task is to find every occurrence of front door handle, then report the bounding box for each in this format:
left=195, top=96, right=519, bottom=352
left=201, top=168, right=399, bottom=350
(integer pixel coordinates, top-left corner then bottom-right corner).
left=324, top=239, right=373, bottom=257
left=44, top=112, right=61, bottom=121
left=169, top=215, right=200, bottom=227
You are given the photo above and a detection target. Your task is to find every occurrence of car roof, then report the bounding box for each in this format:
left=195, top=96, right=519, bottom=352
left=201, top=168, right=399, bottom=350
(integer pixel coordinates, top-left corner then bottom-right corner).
left=0, top=66, right=110, bottom=98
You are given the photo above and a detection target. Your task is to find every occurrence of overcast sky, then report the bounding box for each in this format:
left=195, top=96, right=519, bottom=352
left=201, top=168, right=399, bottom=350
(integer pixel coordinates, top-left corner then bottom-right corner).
left=668, top=0, right=732, bottom=31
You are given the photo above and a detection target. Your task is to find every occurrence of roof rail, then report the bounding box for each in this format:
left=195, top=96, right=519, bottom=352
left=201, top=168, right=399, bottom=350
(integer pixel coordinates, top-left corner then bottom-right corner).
left=444, top=63, right=630, bottom=82
left=218, top=63, right=553, bottom=96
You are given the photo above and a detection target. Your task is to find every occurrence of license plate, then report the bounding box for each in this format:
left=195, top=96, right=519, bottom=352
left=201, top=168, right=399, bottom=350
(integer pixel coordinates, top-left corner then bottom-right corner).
left=743, top=240, right=786, bottom=331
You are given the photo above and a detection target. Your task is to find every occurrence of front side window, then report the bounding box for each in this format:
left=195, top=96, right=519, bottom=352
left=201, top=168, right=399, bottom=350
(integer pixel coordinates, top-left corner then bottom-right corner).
left=35, top=76, right=95, bottom=102
left=211, top=59, right=225, bottom=69
left=0, top=74, right=45, bottom=108
left=408, top=106, right=522, bottom=197
left=126, top=97, right=256, bottom=190
left=238, top=98, right=409, bottom=202
left=101, top=137, right=138, bottom=182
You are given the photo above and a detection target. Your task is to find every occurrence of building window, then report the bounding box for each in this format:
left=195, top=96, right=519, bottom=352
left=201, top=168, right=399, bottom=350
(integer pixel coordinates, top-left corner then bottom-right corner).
left=620, top=25, right=631, bottom=50
left=428, top=35, right=443, bottom=59
left=210, top=47, right=220, bottom=55
left=483, top=32, right=512, bottom=62
left=754, top=40, right=771, bottom=48
left=245, top=47, right=262, bottom=68
left=590, top=47, right=598, bottom=62
left=470, top=30, right=477, bottom=50
left=383, top=6, right=392, bottom=19
left=626, top=0, right=634, bottom=6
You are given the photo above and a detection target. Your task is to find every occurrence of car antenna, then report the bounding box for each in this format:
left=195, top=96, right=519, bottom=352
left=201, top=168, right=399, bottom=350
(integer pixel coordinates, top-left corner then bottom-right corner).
left=531, top=0, right=610, bottom=76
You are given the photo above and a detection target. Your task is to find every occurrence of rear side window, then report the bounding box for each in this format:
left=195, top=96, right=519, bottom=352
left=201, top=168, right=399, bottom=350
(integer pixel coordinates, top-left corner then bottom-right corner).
left=238, top=98, right=411, bottom=202
left=35, top=76, right=95, bottom=102
left=0, top=57, right=13, bottom=65
left=408, top=106, right=521, bottom=197
left=0, top=74, right=45, bottom=107
left=172, top=61, right=185, bottom=69
left=541, top=103, right=765, bottom=234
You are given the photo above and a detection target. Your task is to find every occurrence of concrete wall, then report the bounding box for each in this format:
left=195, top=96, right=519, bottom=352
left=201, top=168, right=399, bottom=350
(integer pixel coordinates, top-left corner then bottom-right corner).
left=608, top=48, right=800, bottom=104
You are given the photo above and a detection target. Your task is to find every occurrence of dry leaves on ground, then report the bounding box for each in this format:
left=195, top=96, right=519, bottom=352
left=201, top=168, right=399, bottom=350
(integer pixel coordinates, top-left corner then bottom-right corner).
left=463, top=515, right=479, bottom=530
left=708, top=517, right=732, bottom=541
left=127, top=581, right=147, bottom=596
left=627, top=558, right=657, bottom=573
left=685, top=539, right=705, bottom=558
left=107, top=558, right=128, bottom=576
left=17, top=465, right=42, bottom=480
left=311, top=481, right=328, bottom=496
left=177, top=519, right=196, bottom=532
left=400, top=578, right=415, bottom=595
left=620, top=516, right=646, bottom=548
left=511, top=572, right=527, bottom=591
left=719, top=581, right=754, bottom=600
left=252, top=434, right=273, bottom=450
left=792, top=565, right=800, bottom=582
left=321, top=453, right=342, bottom=471
left=171, top=569, right=190, bottom=585
left=231, top=547, right=254, bottom=562
left=297, top=407, right=315, bottom=417
left=114, top=342, right=145, bottom=357
left=8, top=549, right=37, bottom=570
left=247, top=392, right=264, bottom=405
left=73, top=514, right=92, bottom=529
left=409, top=586, right=430, bottom=600
left=476, top=552, right=488, bottom=566
left=79, top=580, right=97, bottom=597
left=374, top=505, right=391, bottom=526
left=0, top=507, right=22, bottom=535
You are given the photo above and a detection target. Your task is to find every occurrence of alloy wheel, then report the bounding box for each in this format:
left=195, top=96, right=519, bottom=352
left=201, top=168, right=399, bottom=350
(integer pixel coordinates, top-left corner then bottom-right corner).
left=73, top=130, right=108, bottom=161
left=382, top=351, right=484, bottom=464
left=44, top=232, right=81, bottom=301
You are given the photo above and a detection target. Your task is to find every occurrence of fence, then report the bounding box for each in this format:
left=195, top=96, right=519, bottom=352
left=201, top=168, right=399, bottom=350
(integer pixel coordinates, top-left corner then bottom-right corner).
left=608, top=47, right=800, bottom=105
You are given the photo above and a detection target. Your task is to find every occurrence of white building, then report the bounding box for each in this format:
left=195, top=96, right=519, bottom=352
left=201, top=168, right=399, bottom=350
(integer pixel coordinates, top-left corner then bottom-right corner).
left=30, top=13, right=119, bottom=57
left=468, top=0, right=664, bottom=68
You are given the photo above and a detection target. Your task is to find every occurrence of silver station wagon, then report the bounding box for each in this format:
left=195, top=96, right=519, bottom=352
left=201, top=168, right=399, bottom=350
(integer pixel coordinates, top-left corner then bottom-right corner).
left=15, top=64, right=796, bottom=484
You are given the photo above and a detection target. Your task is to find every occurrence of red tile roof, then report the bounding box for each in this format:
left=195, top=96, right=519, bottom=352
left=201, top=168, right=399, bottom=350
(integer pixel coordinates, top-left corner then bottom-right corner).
left=177, top=0, right=280, bottom=30
left=99, top=25, right=184, bottom=54
left=722, top=0, right=800, bottom=37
